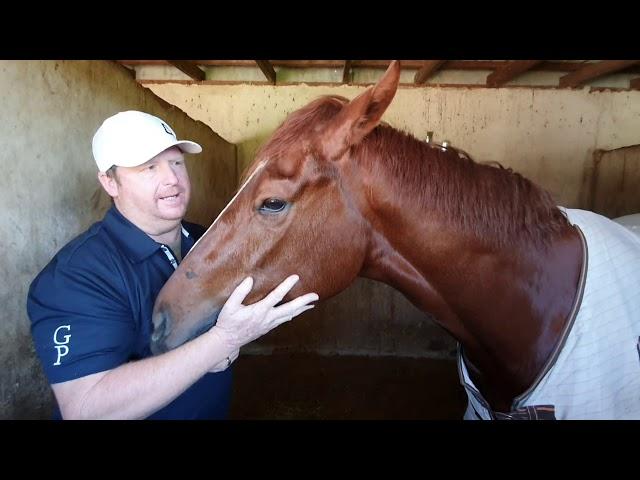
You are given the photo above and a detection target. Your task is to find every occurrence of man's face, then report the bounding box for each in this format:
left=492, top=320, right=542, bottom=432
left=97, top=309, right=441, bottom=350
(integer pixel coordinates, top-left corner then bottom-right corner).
left=104, top=147, right=192, bottom=233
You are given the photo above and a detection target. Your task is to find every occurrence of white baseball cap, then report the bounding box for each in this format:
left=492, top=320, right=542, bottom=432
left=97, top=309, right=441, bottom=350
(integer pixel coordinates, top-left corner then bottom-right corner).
left=92, top=110, right=202, bottom=172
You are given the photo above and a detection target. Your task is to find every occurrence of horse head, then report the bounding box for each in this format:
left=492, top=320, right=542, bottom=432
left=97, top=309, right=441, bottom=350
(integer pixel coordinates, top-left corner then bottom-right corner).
left=151, top=61, right=402, bottom=353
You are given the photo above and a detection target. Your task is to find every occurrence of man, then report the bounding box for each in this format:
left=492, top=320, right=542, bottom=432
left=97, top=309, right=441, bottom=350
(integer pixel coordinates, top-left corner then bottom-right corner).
left=27, top=110, right=318, bottom=419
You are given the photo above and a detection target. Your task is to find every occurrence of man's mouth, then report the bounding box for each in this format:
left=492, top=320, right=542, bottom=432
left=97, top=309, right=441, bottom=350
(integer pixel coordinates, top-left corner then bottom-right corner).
left=159, top=193, right=181, bottom=202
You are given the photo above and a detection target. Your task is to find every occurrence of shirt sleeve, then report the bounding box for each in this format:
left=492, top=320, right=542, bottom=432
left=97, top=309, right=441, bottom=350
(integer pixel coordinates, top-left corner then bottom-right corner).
left=27, top=258, right=136, bottom=384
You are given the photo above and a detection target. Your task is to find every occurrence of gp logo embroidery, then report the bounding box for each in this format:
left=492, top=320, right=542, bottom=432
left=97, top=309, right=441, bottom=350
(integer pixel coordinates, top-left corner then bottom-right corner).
left=53, top=325, right=71, bottom=366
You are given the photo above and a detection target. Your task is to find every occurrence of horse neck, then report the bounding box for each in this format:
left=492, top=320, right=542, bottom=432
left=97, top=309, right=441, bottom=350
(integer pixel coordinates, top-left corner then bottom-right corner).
left=349, top=149, right=583, bottom=410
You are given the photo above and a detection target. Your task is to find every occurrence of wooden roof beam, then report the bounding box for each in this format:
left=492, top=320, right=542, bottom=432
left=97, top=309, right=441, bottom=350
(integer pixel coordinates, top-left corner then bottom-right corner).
left=255, top=60, right=276, bottom=85
left=113, top=61, right=136, bottom=78
left=486, top=60, right=543, bottom=87
left=559, top=60, right=640, bottom=88
left=414, top=60, right=445, bottom=84
left=343, top=60, right=353, bottom=84
left=167, top=61, right=205, bottom=81
left=116, top=60, right=640, bottom=75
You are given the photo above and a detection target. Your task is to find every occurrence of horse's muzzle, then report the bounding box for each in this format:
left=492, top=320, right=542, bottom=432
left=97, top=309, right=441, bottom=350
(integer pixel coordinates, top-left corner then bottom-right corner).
left=149, top=307, right=222, bottom=355
left=150, top=309, right=171, bottom=355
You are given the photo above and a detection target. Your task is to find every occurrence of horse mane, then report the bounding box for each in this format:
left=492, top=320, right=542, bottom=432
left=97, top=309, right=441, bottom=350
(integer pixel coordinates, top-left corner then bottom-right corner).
left=246, top=95, right=571, bottom=250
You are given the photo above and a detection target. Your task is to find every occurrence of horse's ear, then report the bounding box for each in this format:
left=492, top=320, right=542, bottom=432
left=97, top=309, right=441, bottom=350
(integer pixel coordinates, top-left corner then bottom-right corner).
left=322, top=60, right=401, bottom=160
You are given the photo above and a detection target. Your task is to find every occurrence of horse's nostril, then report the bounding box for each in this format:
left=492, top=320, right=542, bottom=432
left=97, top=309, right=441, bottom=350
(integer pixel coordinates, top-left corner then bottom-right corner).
left=151, top=311, right=170, bottom=343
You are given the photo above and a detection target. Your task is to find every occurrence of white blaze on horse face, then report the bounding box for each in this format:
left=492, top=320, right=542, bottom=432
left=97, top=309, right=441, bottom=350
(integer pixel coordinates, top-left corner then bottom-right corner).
left=186, top=159, right=269, bottom=257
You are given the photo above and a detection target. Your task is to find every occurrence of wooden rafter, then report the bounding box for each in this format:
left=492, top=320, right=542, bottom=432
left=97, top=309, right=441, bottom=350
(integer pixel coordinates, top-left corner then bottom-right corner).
left=116, top=60, right=640, bottom=75
left=343, top=60, right=353, bottom=84
left=255, top=60, right=276, bottom=84
left=116, top=60, right=640, bottom=90
left=167, top=61, right=205, bottom=81
left=114, top=61, right=136, bottom=78
left=559, top=60, right=640, bottom=88
left=486, top=60, right=543, bottom=87
left=414, top=60, right=445, bottom=84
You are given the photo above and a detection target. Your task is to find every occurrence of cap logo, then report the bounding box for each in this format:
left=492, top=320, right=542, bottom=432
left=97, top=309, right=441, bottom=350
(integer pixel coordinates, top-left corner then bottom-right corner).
left=161, top=122, right=173, bottom=136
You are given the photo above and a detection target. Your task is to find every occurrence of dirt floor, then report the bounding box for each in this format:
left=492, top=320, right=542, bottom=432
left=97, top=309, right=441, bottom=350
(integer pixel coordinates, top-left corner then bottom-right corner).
left=229, top=352, right=468, bottom=420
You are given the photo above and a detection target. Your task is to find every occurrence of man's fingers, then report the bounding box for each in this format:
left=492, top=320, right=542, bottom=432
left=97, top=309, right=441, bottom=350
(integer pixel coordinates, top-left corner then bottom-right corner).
left=271, top=299, right=316, bottom=325
left=271, top=292, right=319, bottom=317
left=272, top=305, right=315, bottom=327
left=223, top=277, right=254, bottom=311
left=260, top=274, right=300, bottom=308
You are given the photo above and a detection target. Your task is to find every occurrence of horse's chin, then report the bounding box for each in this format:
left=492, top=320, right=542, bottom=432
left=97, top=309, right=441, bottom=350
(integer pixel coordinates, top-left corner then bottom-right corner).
left=184, top=309, right=221, bottom=345
left=150, top=308, right=221, bottom=355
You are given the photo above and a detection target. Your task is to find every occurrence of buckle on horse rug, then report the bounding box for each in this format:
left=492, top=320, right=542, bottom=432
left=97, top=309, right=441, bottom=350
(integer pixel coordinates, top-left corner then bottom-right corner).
left=494, top=405, right=556, bottom=420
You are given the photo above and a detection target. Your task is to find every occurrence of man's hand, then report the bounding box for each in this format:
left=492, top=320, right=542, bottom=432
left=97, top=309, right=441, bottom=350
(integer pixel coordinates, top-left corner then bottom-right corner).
left=209, top=275, right=318, bottom=352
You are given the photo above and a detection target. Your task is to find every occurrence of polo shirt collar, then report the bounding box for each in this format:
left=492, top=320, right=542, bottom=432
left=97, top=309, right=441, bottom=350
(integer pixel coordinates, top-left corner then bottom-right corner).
left=103, top=205, right=184, bottom=263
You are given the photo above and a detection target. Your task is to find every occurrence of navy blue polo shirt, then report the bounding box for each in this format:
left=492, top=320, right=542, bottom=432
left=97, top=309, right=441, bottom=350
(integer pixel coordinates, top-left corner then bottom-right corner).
left=27, top=205, right=232, bottom=420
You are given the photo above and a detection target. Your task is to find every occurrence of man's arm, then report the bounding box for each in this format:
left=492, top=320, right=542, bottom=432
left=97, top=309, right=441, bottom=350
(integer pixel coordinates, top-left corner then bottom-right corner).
left=52, top=274, right=317, bottom=420
left=52, top=327, right=233, bottom=420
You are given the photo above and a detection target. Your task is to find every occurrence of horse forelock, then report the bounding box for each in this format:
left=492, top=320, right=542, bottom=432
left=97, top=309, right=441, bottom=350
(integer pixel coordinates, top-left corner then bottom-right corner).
left=239, top=96, right=349, bottom=183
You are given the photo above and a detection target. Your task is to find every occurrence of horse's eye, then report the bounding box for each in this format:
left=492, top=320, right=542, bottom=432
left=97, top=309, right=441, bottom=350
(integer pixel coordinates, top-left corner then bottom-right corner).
left=259, top=198, right=287, bottom=213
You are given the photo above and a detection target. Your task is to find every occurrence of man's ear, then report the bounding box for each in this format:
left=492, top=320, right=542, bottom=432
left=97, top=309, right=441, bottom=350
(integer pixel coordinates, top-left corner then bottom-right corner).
left=97, top=171, right=119, bottom=198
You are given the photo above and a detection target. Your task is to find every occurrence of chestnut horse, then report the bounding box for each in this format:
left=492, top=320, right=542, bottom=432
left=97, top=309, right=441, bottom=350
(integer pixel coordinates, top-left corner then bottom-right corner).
left=151, top=61, right=640, bottom=419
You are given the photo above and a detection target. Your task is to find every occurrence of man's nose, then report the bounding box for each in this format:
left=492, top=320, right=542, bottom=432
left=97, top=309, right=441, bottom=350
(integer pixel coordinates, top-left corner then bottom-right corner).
left=159, top=162, right=180, bottom=185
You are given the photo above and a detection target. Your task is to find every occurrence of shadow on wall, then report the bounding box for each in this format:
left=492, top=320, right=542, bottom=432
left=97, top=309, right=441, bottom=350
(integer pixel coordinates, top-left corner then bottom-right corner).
left=1, top=338, right=54, bottom=419
left=91, top=185, right=113, bottom=219
left=236, top=133, right=278, bottom=182
left=589, top=144, right=640, bottom=218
